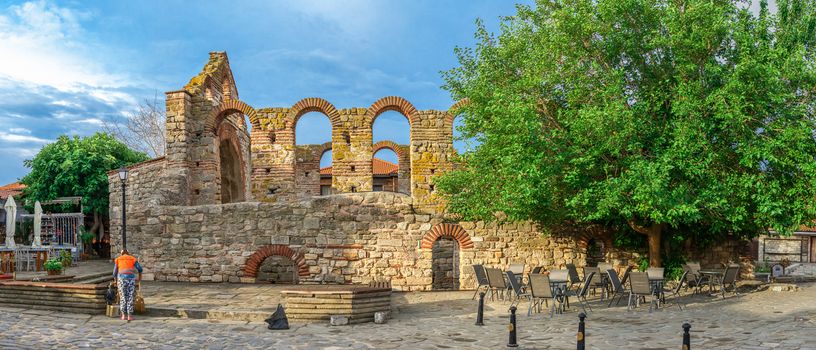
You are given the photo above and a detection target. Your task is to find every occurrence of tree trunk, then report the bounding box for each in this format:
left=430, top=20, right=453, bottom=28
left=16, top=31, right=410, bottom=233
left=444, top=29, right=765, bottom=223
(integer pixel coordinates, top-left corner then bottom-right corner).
left=90, top=212, right=101, bottom=239
left=628, top=220, right=664, bottom=267
left=647, top=229, right=662, bottom=267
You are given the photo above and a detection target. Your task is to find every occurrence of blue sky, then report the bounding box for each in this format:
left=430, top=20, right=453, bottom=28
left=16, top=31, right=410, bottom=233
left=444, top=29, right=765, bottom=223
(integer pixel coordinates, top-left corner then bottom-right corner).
left=0, top=0, right=529, bottom=185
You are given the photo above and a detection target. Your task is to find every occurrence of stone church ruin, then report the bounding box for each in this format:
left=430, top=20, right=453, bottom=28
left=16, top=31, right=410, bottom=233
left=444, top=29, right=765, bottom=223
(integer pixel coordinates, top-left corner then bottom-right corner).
left=108, top=52, right=750, bottom=291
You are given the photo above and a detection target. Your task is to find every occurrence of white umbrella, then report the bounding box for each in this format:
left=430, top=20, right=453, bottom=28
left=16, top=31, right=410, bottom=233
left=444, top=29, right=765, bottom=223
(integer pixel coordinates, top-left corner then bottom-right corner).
left=3, top=196, right=16, bottom=248
left=32, top=201, right=42, bottom=247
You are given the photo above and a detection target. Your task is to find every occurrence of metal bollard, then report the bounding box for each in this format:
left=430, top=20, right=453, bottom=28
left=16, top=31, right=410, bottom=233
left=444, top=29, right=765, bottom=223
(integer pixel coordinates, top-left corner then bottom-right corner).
left=507, top=306, right=518, bottom=348
left=682, top=323, right=691, bottom=350
left=577, top=312, right=586, bottom=350
left=475, top=292, right=485, bottom=326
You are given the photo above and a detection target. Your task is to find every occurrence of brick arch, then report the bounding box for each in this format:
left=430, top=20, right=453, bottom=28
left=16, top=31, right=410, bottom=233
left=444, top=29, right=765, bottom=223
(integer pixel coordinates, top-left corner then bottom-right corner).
left=372, top=140, right=406, bottom=159
left=208, top=99, right=258, bottom=133
left=242, top=244, right=309, bottom=278
left=286, top=97, right=342, bottom=130
left=421, top=223, right=474, bottom=249
left=575, top=226, right=614, bottom=249
left=445, top=98, right=470, bottom=132
left=319, top=141, right=332, bottom=156
left=365, top=96, right=420, bottom=127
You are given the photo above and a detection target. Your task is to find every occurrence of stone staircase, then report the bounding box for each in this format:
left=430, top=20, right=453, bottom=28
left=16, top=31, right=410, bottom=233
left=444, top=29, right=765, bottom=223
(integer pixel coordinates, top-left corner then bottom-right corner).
left=0, top=281, right=107, bottom=314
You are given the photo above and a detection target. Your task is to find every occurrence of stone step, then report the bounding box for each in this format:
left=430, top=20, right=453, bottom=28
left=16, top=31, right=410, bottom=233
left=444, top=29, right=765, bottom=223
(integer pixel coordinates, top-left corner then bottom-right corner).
left=71, top=272, right=113, bottom=284
left=0, top=296, right=106, bottom=310
left=0, top=289, right=107, bottom=301
left=0, top=303, right=105, bottom=315
left=286, top=304, right=390, bottom=315
left=284, top=296, right=391, bottom=305
left=0, top=285, right=105, bottom=296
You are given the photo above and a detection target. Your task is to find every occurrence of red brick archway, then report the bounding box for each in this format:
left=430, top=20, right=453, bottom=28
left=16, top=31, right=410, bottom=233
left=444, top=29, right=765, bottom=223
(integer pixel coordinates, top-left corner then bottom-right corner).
left=207, top=99, right=258, bottom=133
left=365, top=96, right=420, bottom=127
left=421, top=223, right=474, bottom=249
left=243, top=244, right=309, bottom=278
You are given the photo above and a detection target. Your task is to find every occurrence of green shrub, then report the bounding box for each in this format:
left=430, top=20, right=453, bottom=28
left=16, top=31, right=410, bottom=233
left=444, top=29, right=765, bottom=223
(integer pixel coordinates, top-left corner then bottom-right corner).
left=44, top=258, right=63, bottom=272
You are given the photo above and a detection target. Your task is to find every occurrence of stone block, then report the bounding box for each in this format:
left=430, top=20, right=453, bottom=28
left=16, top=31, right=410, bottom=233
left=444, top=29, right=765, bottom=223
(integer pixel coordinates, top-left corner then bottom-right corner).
left=330, top=315, right=349, bottom=326
left=374, top=311, right=388, bottom=324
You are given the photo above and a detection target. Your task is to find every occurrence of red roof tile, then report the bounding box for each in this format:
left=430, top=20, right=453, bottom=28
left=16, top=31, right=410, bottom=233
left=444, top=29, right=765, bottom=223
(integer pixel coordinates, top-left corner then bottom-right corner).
left=0, top=182, right=24, bottom=200
left=320, top=159, right=398, bottom=176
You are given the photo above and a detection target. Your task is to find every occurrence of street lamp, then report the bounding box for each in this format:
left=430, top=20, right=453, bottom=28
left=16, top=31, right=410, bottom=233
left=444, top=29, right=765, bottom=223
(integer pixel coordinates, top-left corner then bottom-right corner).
left=118, top=167, right=129, bottom=250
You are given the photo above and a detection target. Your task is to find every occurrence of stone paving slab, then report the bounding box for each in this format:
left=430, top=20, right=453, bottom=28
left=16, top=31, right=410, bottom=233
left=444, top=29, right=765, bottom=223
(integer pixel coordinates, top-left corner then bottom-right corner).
left=0, top=281, right=813, bottom=348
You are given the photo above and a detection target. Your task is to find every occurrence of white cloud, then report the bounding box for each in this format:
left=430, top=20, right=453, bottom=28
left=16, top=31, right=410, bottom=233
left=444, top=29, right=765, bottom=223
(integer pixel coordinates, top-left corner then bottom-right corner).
left=0, top=132, right=49, bottom=144
left=76, top=118, right=103, bottom=126
left=8, top=128, right=31, bottom=134
left=281, top=0, right=395, bottom=40
left=0, top=1, right=131, bottom=93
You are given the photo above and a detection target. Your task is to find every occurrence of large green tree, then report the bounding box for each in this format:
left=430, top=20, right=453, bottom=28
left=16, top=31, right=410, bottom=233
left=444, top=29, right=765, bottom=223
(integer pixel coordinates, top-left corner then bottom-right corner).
left=438, top=0, right=816, bottom=266
left=21, top=133, right=148, bottom=237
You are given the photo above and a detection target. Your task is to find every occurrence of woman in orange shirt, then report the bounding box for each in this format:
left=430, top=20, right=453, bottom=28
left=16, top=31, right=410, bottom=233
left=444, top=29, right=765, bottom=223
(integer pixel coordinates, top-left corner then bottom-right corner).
left=113, top=249, right=143, bottom=321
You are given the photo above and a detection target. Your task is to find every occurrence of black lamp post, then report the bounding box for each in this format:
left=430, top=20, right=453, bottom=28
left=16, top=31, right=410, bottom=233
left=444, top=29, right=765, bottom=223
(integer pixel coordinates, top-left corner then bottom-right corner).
left=118, top=167, right=129, bottom=250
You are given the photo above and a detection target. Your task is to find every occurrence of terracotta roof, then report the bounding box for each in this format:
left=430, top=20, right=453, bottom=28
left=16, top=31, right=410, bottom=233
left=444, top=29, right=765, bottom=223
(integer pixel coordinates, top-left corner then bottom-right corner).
left=0, top=182, right=25, bottom=200
left=320, top=159, right=398, bottom=176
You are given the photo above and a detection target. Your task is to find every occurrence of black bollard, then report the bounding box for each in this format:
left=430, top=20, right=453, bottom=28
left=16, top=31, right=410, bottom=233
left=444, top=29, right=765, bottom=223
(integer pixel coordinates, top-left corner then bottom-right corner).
left=682, top=323, right=691, bottom=350
left=475, top=292, right=485, bottom=326
left=507, top=306, right=518, bottom=348
left=577, top=312, right=586, bottom=350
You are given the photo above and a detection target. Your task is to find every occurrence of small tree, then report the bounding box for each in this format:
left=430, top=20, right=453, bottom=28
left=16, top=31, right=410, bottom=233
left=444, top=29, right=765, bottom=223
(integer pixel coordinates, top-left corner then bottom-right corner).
left=438, top=0, right=816, bottom=266
left=103, top=93, right=166, bottom=158
left=21, top=133, right=149, bottom=238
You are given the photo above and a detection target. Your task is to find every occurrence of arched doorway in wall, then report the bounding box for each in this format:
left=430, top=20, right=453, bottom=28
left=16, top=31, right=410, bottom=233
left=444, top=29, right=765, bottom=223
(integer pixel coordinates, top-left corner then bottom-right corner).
left=586, top=238, right=605, bottom=267
left=295, top=112, right=333, bottom=196
left=432, top=237, right=460, bottom=290
left=217, top=114, right=248, bottom=204
left=257, top=255, right=298, bottom=284
left=422, top=223, right=475, bottom=291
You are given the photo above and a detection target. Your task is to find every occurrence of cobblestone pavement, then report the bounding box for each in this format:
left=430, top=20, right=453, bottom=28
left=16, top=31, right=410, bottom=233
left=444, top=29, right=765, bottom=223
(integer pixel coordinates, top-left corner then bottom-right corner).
left=2, top=283, right=816, bottom=349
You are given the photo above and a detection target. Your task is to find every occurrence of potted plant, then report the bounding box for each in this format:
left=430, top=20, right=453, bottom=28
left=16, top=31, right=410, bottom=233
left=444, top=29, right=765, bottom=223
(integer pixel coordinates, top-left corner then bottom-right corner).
left=754, top=259, right=771, bottom=283
left=44, top=258, right=63, bottom=275
left=60, top=250, right=72, bottom=268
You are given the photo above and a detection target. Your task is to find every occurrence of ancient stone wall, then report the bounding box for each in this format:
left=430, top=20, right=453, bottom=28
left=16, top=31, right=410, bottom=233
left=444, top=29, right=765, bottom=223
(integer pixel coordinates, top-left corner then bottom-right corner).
left=108, top=51, right=753, bottom=290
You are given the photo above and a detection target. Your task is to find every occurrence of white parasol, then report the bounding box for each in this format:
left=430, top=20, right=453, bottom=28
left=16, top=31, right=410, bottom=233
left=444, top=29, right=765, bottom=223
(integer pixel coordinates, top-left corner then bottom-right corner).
left=3, top=196, right=16, bottom=248
left=32, top=201, right=42, bottom=247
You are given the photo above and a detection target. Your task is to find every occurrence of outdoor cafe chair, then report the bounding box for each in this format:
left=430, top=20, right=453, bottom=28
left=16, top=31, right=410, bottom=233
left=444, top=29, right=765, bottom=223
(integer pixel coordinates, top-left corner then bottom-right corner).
left=662, top=270, right=688, bottom=310
left=606, top=269, right=627, bottom=307
left=531, top=266, right=543, bottom=275
left=684, top=262, right=710, bottom=295
left=583, top=267, right=605, bottom=298
left=508, top=263, right=525, bottom=275
left=471, top=264, right=490, bottom=300
left=566, top=263, right=582, bottom=289
left=620, top=265, right=634, bottom=288
left=528, top=274, right=558, bottom=317
left=565, top=272, right=595, bottom=314
left=485, top=267, right=508, bottom=301
left=597, top=262, right=613, bottom=272
left=627, top=272, right=658, bottom=312
left=506, top=270, right=530, bottom=307
left=715, top=264, right=740, bottom=298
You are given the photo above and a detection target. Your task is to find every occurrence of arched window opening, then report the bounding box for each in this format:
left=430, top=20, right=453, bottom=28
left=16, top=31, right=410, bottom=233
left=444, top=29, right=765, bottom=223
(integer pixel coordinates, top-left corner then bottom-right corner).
left=372, top=111, right=410, bottom=194
left=432, top=237, right=460, bottom=290
left=295, top=112, right=332, bottom=197
left=372, top=148, right=399, bottom=192
left=319, top=150, right=333, bottom=195
left=257, top=255, right=298, bottom=284
left=216, top=113, right=247, bottom=204
left=372, top=111, right=410, bottom=144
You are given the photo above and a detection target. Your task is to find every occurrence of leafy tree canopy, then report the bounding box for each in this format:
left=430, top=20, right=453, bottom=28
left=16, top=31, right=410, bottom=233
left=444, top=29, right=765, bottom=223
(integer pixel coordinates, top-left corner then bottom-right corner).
left=438, top=0, right=816, bottom=266
left=21, top=133, right=148, bottom=222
